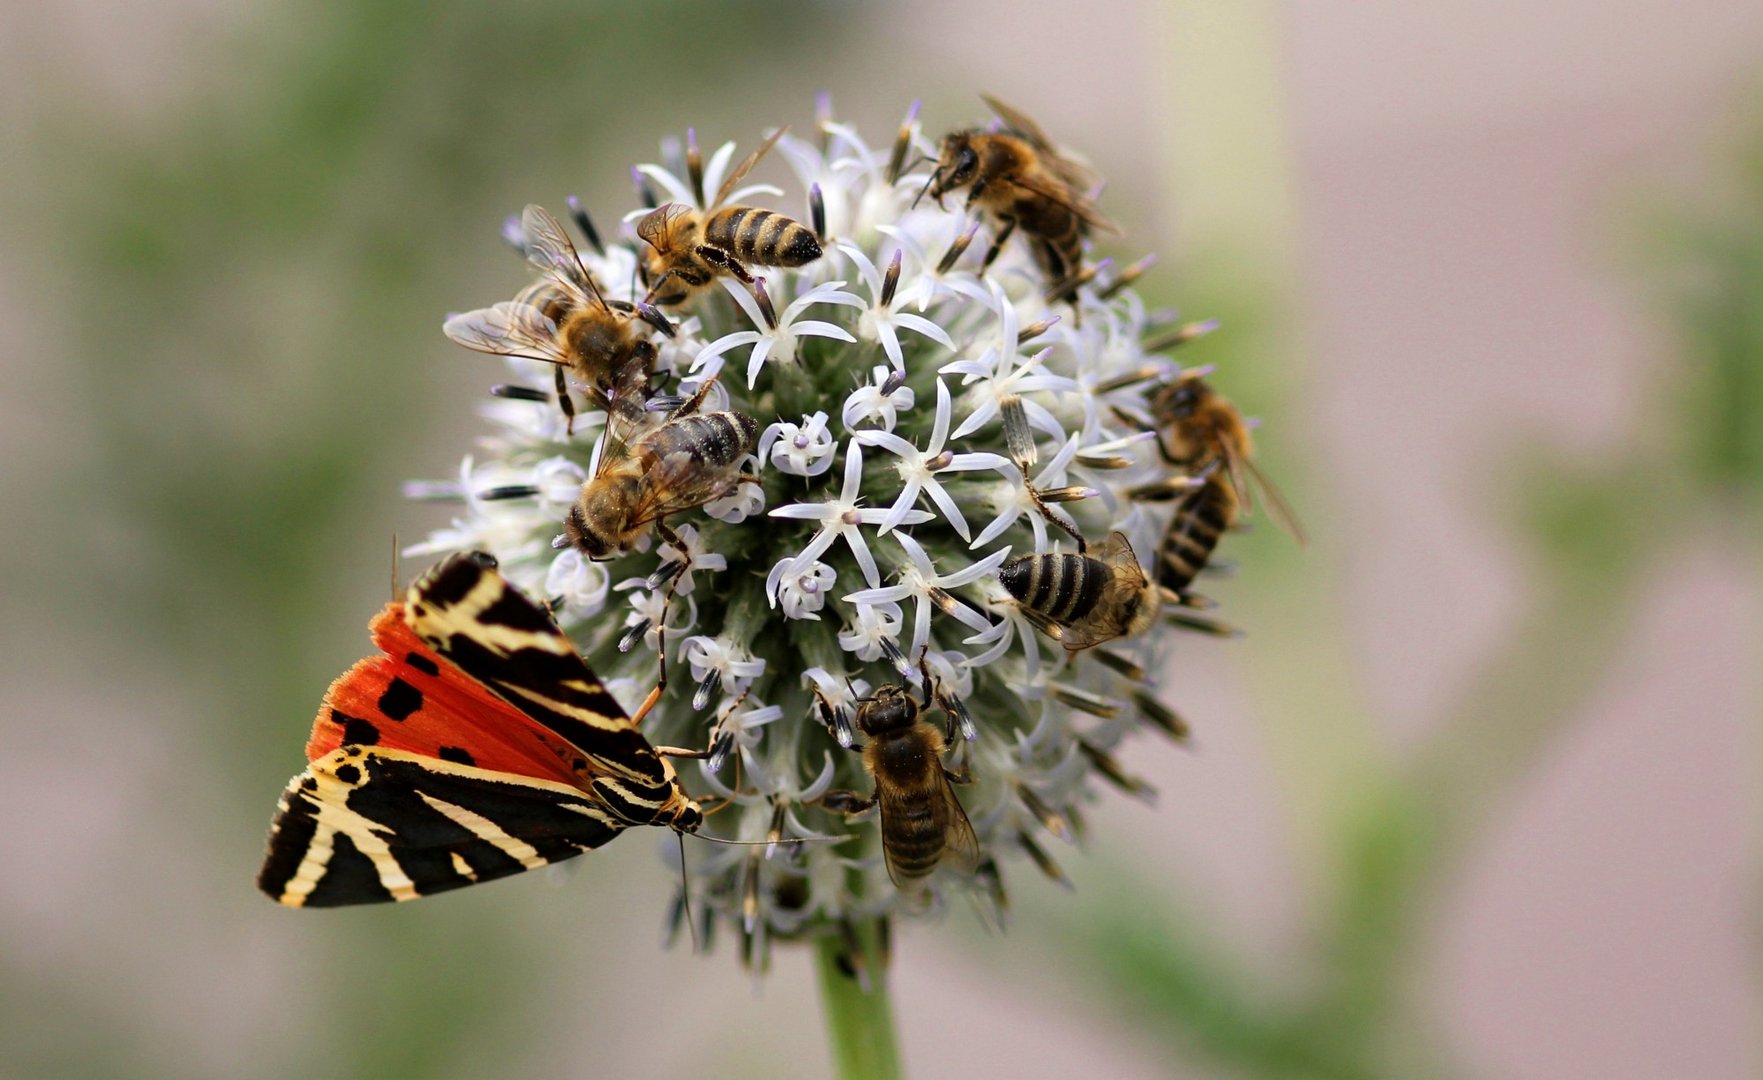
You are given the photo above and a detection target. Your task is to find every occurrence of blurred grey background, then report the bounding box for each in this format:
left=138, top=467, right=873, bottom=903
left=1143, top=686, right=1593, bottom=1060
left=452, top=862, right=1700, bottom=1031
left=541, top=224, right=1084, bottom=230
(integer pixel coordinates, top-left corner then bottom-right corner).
left=2, top=1, right=1758, bottom=1077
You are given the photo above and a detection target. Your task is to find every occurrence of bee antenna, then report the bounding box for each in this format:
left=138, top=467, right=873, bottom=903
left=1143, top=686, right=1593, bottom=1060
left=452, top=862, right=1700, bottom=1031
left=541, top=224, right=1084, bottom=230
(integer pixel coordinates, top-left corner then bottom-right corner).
left=913, top=167, right=941, bottom=209
left=637, top=302, right=676, bottom=338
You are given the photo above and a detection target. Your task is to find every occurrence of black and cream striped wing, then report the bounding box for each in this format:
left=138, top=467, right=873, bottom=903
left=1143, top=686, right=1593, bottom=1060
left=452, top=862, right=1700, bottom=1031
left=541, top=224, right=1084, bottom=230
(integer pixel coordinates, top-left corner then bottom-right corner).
left=258, top=746, right=627, bottom=907
left=402, top=552, right=671, bottom=789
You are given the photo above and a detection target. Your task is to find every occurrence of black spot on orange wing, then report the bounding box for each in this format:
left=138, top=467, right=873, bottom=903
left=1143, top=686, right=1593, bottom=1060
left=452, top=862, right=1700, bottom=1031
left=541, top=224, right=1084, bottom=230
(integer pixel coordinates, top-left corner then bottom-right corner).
left=378, top=677, right=423, bottom=721
left=439, top=746, right=476, bottom=766
left=336, top=711, right=381, bottom=747
left=404, top=652, right=440, bottom=676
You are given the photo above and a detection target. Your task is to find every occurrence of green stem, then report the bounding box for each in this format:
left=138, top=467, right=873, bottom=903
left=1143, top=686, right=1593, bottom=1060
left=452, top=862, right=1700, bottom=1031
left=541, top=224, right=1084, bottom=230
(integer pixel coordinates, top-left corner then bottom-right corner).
left=814, top=921, right=903, bottom=1080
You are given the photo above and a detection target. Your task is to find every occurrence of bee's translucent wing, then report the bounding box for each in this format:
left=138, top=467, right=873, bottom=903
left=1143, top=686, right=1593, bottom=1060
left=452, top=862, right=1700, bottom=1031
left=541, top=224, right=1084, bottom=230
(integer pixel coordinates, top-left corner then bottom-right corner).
left=520, top=205, right=605, bottom=307
left=712, top=125, right=787, bottom=207
left=443, top=301, right=566, bottom=365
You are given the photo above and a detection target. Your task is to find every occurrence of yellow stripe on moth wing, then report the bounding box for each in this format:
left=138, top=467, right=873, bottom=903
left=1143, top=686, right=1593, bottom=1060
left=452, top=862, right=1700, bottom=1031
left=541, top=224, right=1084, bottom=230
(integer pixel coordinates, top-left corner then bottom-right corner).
left=594, top=777, right=668, bottom=811
left=415, top=791, right=548, bottom=871
left=485, top=681, right=638, bottom=735
left=451, top=852, right=477, bottom=882
left=337, top=746, right=607, bottom=798
left=303, top=787, right=420, bottom=902
left=412, top=573, right=574, bottom=658
left=275, top=814, right=336, bottom=907
left=559, top=677, right=612, bottom=697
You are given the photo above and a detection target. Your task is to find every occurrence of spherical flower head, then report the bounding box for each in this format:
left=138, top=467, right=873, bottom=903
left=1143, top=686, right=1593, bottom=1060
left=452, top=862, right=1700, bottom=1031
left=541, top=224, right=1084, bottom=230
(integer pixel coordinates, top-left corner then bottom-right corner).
left=409, top=97, right=1243, bottom=967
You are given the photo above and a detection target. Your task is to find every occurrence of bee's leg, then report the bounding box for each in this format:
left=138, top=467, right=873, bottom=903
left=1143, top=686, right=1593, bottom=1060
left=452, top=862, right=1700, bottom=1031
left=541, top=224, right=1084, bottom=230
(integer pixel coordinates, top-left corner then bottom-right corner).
left=1156, top=589, right=1239, bottom=638
left=1045, top=257, right=1098, bottom=306
left=817, top=788, right=878, bottom=816
left=811, top=688, right=857, bottom=748
left=979, top=216, right=1017, bottom=275
left=668, top=375, right=720, bottom=419
left=1016, top=603, right=1067, bottom=645
left=1027, top=485, right=1086, bottom=552
left=693, top=244, right=755, bottom=284
left=639, top=269, right=678, bottom=309
left=963, top=176, right=991, bottom=210
left=554, top=365, right=576, bottom=436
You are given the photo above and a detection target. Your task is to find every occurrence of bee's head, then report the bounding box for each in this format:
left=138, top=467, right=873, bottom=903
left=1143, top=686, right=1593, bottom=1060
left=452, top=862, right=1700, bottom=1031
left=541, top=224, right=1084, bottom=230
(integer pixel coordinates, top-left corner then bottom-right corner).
left=854, top=684, right=918, bottom=737
left=563, top=502, right=616, bottom=560
left=930, top=134, right=981, bottom=199
left=1153, top=374, right=1208, bottom=422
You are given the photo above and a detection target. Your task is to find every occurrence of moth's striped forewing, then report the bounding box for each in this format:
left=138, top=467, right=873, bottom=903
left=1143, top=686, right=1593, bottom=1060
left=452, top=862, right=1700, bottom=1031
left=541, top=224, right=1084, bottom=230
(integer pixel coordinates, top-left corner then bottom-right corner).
left=258, top=551, right=699, bottom=907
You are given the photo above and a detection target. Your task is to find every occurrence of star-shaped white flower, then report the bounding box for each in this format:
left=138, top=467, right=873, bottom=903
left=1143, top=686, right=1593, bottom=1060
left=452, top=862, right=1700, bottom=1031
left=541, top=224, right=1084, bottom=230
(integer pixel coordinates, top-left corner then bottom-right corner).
left=837, top=599, right=905, bottom=662
left=940, top=280, right=1078, bottom=442
left=544, top=548, right=611, bottom=617
left=970, top=431, right=1090, bottom=551
left=631, top=132, right=782, bottom=213
left=766, top=444, right=931, bottom=593
left=853, top=379, right=1011, bottom=541
left=694, top=279, right=863, bottom=388
left=759, top=411, right=837, bottom=477
left=875, top=214, right=983, bottom=312
left=657, top=523, right=726, bottom=597
left=843, top=532, right=1007, bottom=657
left=836, top=241, right=955, bottom=371
left=614, top=576, right=697, bottom=652
left=776, top=560, right=837, bottom=620
left=681, top=634, right=767, bottom=708
left=842, top=366, right=916, bottom=432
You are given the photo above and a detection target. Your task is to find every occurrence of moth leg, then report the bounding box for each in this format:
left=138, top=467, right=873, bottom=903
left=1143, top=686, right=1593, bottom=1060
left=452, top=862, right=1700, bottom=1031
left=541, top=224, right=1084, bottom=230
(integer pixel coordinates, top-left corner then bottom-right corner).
left=630, top=522, right=690, bottom=726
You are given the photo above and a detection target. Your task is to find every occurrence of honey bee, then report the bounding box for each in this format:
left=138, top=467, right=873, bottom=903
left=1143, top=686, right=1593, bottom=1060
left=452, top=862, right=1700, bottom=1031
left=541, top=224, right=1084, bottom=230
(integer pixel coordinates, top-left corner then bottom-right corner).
left=445, top=205, right=674, bottom=431
left=819, top=682, right=979, bottom=894
left=1149, top=370, right=1304, bottom=537
left=637, top=127, right=824, bottom=307
left=1000, top=531, right=1159, bottom=651
left=561, top=370, right=758, bottom=560
left=1154, top=472, right=1239, bottom=604
left=924, top=94, right=1116, bottom=285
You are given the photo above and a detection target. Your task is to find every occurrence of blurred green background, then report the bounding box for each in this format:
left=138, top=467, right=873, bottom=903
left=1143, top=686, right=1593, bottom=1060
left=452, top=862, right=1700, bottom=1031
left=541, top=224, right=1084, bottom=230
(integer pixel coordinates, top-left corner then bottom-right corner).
left=2, top=1, right=1757, bottom=1077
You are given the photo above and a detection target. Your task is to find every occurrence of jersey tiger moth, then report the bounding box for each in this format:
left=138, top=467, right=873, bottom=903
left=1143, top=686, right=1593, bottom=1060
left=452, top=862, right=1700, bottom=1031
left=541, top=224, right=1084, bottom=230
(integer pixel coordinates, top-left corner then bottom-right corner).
left=257, top=550, right=704, bottom=906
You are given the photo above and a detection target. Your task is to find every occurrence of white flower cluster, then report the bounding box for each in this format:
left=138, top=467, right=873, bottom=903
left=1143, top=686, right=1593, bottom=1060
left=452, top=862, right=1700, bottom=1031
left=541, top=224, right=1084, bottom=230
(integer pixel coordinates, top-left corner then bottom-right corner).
left=407, top=98, right=1225, bottom=967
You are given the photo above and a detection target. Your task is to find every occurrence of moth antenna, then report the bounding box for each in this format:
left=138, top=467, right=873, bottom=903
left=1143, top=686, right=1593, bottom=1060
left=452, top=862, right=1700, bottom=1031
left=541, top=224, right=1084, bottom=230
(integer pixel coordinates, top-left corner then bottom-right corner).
left=389, top=532, right=401, bottom=602
left=688, top=832, right=854, bottom=848
left=677, top=831, right=700, bottom=954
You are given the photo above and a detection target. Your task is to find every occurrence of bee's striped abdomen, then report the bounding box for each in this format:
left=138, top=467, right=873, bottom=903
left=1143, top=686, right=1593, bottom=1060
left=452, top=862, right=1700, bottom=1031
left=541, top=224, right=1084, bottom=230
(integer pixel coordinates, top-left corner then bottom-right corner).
left=644, top=411, right=759, bottom=469
left=1157, top=477, right=1237, bottom=595
left=884, top=796, right=946, bottom=881
left=705, top=207, right=822, bottom=267
left=1000, top=551, right=1106, bottom=625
